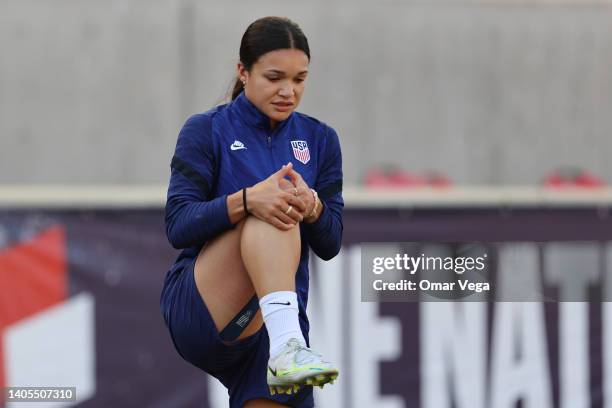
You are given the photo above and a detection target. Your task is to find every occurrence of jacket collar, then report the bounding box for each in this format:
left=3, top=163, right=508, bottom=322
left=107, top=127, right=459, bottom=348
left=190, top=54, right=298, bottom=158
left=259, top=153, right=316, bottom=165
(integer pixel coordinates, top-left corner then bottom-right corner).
left=232, top=91, right=293, bottom=130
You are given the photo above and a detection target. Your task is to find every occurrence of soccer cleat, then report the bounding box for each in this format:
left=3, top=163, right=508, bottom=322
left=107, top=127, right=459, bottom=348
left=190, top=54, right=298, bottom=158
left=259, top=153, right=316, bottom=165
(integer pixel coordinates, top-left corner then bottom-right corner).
left=267, top=338, right=339, bottom=395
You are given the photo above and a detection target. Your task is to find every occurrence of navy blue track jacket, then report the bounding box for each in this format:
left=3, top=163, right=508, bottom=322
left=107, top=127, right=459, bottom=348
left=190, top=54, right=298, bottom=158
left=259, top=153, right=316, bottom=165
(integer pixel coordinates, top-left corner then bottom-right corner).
left=162, top=91, right=344, bottom=334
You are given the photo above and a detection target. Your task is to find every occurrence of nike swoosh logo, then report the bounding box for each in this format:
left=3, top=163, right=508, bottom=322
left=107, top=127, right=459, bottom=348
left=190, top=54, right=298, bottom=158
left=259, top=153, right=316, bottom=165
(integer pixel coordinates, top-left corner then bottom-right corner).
left=269, top=366, right=277, bottom=376
left=269, top=301, right=291, bottom=306
left=230, top=145, right=246, bottom=151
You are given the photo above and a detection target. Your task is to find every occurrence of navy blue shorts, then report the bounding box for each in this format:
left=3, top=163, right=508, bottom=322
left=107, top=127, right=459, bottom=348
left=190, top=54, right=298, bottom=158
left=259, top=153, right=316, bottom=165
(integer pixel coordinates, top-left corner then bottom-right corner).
left=162, top=259, right=314, bottom=408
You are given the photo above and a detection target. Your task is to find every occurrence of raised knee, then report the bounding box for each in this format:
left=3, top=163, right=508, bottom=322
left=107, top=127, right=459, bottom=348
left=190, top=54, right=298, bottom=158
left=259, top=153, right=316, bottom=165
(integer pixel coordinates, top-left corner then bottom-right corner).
left=243, top=215, right=275, bottom=237
left=243, top=214, right=303, bottom=231
left=242, top=216, right=299, bottom=239
left=243, top=215, right=264, bottom=229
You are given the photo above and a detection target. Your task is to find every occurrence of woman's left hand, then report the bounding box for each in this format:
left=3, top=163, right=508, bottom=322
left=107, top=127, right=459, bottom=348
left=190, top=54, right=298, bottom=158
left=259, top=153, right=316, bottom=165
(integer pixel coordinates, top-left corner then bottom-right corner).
left=279, top=168, right=316, bottom=218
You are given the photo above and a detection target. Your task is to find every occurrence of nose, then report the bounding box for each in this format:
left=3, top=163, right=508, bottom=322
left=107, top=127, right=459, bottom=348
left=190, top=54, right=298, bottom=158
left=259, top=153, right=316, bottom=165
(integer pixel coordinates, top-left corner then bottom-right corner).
left=278, top=81, right=295, bottom=98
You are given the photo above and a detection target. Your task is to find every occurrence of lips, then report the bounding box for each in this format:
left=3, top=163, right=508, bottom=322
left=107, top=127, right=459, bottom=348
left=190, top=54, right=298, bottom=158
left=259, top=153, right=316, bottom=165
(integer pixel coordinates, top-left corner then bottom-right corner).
left=272, top=102, right=294, bottom=112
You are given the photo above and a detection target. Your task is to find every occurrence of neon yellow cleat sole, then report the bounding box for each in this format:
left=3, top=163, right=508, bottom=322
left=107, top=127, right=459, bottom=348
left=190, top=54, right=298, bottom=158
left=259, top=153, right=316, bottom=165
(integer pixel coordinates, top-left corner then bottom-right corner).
left=268, top=384, right=302, bottom=395
left=268, top=371, right=339, bottom=395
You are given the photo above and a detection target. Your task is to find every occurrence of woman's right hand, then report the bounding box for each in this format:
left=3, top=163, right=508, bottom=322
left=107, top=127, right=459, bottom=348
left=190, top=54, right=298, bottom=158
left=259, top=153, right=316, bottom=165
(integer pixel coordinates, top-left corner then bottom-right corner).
left=246, top=162, right=307, bottom=230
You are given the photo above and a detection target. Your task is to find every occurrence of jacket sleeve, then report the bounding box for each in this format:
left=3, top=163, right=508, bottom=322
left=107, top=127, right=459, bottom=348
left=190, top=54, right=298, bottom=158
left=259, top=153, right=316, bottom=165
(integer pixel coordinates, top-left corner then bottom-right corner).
left=164, top=114, right=234, bottom=249
left=304, top=125, right=344, bottom=260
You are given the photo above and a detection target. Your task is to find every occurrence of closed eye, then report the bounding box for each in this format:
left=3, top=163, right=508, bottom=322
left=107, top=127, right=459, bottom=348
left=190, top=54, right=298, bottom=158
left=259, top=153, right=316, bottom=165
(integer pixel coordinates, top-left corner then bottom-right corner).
left=266, top=76, right=306, bottom=83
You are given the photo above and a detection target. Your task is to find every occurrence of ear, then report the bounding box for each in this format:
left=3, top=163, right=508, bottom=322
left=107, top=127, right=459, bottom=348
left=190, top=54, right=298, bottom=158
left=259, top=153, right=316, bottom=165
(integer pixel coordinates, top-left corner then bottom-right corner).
left=236, top=62, right=248, bottom=82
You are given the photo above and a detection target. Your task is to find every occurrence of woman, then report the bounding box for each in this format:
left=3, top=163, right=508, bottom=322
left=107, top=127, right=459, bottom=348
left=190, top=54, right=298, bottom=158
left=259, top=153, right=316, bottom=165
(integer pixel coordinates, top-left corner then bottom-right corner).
left=160, top=16, right=343, bottom=408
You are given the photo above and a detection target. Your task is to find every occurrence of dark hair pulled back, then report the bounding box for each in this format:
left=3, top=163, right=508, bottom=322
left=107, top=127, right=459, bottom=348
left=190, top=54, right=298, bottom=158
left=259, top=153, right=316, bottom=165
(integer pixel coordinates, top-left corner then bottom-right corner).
left=231, top=17, right=310, bottom=100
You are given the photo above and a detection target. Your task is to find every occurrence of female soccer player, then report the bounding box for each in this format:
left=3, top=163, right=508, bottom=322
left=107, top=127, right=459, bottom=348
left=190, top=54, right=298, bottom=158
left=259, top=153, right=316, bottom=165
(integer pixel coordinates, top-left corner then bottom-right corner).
left=160, top=16, right=343, bottom=407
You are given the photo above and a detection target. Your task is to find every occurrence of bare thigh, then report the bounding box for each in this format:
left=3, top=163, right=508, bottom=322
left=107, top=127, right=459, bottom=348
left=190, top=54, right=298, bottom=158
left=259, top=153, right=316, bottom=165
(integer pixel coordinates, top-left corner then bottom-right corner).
left=193, top=221, right=263, bottom=341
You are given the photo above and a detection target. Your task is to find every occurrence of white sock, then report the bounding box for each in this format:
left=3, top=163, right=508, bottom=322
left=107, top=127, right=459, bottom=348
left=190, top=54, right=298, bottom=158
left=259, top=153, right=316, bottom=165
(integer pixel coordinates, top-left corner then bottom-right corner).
left=259, top=291, right=305, bottom=358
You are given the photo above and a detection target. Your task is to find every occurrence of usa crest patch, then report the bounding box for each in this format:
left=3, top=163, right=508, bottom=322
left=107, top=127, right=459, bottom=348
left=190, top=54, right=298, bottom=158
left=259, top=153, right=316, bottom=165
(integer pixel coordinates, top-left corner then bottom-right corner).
left=291, top=140, right=310, bottom=164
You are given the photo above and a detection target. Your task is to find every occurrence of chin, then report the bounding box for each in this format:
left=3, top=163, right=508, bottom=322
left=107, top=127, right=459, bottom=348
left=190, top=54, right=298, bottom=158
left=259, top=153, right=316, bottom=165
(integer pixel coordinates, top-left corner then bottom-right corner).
left=271, top=112, right=292, bottom=122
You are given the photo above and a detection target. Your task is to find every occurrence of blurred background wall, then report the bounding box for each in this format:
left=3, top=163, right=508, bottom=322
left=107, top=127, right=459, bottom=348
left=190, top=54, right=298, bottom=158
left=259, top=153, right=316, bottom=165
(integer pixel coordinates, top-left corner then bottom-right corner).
left=2, top=0, right=612, bottom=185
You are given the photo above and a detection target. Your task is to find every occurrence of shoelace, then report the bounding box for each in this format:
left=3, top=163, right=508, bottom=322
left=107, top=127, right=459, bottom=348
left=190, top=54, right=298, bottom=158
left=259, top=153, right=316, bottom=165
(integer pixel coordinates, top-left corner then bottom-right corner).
left=292, top=343, right=325, bottom=365
left=275, top=339, right=329, bottom=364
left=271, top=340, right=332, bottom=369
left=294, top=342, right=322, bottom=357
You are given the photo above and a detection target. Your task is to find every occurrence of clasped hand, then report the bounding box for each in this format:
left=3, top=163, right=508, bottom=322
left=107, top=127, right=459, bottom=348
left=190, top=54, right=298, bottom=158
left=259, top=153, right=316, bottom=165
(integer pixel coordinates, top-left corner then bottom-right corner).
left=247, top=162, right=316, bottom=230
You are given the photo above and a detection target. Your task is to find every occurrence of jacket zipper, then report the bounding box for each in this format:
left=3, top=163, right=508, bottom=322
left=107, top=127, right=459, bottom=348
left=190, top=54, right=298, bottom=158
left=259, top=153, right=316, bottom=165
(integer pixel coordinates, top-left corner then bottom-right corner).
left=266, top=123, right=284, bottom=171
left=266, top=132, right=275, bottom=172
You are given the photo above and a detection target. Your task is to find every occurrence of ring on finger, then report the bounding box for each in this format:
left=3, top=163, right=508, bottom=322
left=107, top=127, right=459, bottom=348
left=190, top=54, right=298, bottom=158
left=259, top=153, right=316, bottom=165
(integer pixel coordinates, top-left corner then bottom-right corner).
left=285, top=205, right=293, bottom=215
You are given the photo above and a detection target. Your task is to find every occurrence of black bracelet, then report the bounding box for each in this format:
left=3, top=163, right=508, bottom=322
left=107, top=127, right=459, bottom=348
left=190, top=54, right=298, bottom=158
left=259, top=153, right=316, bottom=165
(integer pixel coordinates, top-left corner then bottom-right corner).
left=242, top=188, right=249, bottom=215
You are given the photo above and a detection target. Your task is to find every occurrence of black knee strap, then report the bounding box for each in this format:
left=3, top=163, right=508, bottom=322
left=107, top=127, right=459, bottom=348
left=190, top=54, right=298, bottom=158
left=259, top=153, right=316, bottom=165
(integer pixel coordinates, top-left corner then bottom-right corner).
left=218, top=295, right=259, bottom=342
